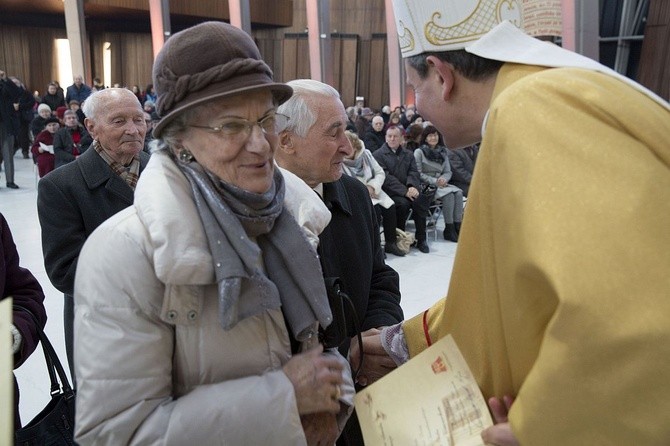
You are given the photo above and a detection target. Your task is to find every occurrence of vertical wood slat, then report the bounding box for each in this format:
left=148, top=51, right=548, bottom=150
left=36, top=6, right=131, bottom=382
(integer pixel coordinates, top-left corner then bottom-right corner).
left=637, top=0, right=670, bottom=100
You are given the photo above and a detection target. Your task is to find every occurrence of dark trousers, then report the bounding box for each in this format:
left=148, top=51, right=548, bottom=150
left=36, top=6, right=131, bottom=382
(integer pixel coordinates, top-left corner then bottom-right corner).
left=374, top=204, right=397, bottom=245
left=392, top=195, right=427, bottom=242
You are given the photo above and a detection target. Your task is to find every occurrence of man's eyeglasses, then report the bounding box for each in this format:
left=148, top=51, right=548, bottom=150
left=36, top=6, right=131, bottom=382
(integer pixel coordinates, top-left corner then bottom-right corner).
left=190, top=113, right=290, bottom=141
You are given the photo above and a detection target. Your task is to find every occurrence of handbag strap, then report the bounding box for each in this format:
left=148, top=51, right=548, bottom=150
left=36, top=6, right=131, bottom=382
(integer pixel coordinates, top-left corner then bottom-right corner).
left=13, top=305, right=74, bottom=397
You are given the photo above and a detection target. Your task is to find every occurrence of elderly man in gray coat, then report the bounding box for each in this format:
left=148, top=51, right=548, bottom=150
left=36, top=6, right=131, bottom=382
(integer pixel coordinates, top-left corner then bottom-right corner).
left=37, top=88, right=150, bottom=382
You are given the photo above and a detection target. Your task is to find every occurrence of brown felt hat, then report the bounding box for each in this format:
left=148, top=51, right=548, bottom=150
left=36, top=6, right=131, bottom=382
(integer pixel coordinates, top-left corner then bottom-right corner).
left=152, top=21, right=293, bottom=138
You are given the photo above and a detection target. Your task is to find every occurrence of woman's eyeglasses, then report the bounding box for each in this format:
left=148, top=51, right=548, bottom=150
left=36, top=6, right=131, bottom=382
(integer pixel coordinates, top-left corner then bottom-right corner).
left=190, top=113, right=290, bottom=141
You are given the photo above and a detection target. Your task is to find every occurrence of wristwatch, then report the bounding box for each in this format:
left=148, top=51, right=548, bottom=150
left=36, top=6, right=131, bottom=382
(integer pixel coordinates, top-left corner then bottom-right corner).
left=11, top=324, right=22, bottom=354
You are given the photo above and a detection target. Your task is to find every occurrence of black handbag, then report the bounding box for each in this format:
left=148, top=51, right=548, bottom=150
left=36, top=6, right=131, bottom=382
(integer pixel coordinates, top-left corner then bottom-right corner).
left=14, top=307, right=76, bottom=446
left=414, top=184, right=437, bottom=216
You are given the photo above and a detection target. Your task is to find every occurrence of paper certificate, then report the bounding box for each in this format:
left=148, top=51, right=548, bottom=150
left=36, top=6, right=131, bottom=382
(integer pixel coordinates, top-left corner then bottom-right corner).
left=39, top=142, right=54, bottom=154
left=355, top=335, right=492, bottom=446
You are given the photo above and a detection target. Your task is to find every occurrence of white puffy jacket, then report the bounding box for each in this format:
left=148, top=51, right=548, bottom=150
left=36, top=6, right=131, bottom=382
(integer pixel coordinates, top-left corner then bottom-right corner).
left=74, top=151, right=352, bottom=445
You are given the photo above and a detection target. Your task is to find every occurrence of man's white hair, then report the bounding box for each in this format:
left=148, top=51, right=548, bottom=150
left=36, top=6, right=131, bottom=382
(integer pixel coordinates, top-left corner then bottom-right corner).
left=82, top=88, right=139, bottom=121
left=278, top=79, right=340, bottom=137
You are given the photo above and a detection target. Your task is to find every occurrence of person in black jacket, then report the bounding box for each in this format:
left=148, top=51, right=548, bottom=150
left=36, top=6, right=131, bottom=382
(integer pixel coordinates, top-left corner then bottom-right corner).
left=362, top=115, right=385, bottom=152
left=0, top=69, right=22, bottom=188
left=276, top=79, right=403, bottom=446
left=373, top=125, right=429, bottom=253
left=1, top=212, right=48, bottom=430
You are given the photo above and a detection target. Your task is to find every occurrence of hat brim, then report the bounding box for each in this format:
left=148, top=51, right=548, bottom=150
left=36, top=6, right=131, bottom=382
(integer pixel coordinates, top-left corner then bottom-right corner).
left=153, top=82, right=293, bottom=138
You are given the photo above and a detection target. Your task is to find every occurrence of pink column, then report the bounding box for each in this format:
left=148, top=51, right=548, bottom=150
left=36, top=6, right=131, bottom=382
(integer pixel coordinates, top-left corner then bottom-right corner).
left=385, top=0, right=403, bottom=109
left=229, top=0, right=252, bottom=35
left=306, top=0, right=324, bottom=82
left=562, top=0, right=576, bottom=51
left=149, top=0, right=171, bottom=60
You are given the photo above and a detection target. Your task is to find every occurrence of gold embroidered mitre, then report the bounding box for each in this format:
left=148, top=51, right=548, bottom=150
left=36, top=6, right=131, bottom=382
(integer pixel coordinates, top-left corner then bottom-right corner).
left=391, top=0, right=524, bottom=57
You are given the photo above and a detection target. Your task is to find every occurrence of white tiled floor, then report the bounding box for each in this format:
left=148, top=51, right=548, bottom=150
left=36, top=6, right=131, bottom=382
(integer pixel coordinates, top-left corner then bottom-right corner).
left=1, top=151, right=455, bottom=423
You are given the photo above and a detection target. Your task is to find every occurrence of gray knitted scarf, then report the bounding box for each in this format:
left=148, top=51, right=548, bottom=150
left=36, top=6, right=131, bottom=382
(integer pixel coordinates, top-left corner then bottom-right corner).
left=176, top=158, right=332, bottom=341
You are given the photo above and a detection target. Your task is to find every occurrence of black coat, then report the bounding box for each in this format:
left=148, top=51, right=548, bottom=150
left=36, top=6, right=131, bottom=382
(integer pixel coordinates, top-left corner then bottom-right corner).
left=321, top=175, right=402, bottom=446
left=0, top=77, right=21, bottom=135
left=38, top=147, right=151, bottom=297
left=319, top=175, right=403, bottom=339
left=41, top=93, right=65, bottom=112
left=363, top=128, right=385, bottom=153
left=373, top=143, right=421, bottom=197
left=1, top=213, right=47, bottom=429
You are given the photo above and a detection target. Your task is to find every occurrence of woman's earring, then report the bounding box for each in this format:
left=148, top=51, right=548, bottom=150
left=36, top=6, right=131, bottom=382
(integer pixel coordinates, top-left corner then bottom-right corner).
left=178, top=148, right=194, bottom=163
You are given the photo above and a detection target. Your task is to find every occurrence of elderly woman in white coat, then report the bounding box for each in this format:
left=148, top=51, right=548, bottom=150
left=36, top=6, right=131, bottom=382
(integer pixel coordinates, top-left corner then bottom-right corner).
left=343, top=131, right=406, bottom=257
left=73, top=22, right=353, bottom=446
left=414, top=125, right=464, bottom=242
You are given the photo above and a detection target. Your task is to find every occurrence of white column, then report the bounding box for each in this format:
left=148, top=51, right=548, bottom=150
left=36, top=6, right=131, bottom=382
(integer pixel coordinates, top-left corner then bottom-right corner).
left=63, top=0, right=89, bottom=83
left=385, top=0, right=403, bottom=109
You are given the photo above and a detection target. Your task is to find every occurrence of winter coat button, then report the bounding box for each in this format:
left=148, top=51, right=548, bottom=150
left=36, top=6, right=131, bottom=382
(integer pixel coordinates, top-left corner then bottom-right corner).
left=187, top=310, right=197, bottom=320
left=167, top=310, right=177, bottom=320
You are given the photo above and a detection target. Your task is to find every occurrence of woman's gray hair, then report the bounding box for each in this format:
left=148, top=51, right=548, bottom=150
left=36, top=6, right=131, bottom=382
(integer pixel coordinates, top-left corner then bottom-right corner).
left=155, top=106, right=200, bottom=154
left=82, top=88, right=138, bottom=121
left=278, top=79, right=340, bottom=137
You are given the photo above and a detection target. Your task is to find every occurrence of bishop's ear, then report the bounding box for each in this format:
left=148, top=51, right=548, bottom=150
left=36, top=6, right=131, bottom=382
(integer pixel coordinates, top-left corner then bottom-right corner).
left=427, top=55, right=456, bottom=102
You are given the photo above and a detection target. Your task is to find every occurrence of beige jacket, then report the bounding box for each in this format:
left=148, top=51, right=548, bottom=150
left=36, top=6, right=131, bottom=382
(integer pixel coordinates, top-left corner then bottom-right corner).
left=74, top=151, right=352, bottom=445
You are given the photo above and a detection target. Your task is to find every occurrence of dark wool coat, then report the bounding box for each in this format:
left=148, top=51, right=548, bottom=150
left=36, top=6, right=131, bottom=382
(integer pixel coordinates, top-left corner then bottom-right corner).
left=372, top=143, right=421, bottom=197
left=1, top=213, right=47, bottom=429
left=38, top=147, right=151, bottom=297
left=38, top=147, right=150, bottom=378
left=319, top=175, right=403, bottom=338
left=321, top=175, right=402, bottom=446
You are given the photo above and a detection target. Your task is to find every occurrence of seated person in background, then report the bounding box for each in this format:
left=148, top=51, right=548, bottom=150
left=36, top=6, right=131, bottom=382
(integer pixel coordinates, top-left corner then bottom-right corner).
left=30, top=103, right=53, bottom=141
left=1, top=212, right=47, bottom=431
left=373, top=125, right=429, bottom=253
left=343, top=130, right=405, bottom=257
left=414, top=125, right=464, bottom=242
left=447, top=143, right=479, bottom=197
left=403, top=122, right=423, bottom=153
left=31, top=116, right=59, bottom=177
left=72, top=22, right=353, bottom=446
left=68, top=99, right=86, bottom=126
left=363, top=115, right=385, bottom=152
left=53, top=109, right=92, bottom=168
left=384, top=110, right=403, bottom=132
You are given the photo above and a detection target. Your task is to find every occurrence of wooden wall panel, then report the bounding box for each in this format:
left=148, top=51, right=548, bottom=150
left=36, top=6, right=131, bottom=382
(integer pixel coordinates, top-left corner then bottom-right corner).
left=637, top=0, right=670, bottom=100
left=367, top=36, right=388, bottom=109
left=333, top=35, right=358, bottom=106
left=0, top=25, right=64, bottom=95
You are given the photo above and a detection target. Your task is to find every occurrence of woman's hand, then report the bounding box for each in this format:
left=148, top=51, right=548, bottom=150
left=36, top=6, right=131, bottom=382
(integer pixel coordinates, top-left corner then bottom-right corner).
left=283, top=344, right=344, bottom=415
left=367, top=185, right=378, bottom=199
left=436, top=177, right=447, bottom=187
left=481, top=395, right=519, bottom=446
left=301, top=412, right=339, bottom=446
